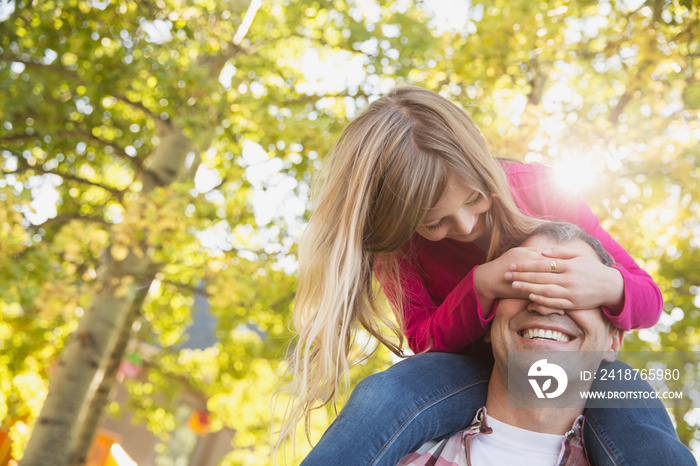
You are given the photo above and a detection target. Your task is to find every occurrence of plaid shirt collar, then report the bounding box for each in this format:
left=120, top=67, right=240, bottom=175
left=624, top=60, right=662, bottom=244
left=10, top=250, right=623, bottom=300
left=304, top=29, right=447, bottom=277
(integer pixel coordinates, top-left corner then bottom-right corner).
left=461, top=407, right=589, bottom=466
left=397, top=407, right=589, bottom=466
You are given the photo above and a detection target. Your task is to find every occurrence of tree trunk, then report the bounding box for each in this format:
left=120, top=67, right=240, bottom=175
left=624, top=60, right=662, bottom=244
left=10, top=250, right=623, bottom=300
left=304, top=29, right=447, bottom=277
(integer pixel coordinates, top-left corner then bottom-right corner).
left=20, top=125, right=193, bottom=466
left=20, top=263, right=154, bottom=466
left=69, top=281, right=153, bottom=466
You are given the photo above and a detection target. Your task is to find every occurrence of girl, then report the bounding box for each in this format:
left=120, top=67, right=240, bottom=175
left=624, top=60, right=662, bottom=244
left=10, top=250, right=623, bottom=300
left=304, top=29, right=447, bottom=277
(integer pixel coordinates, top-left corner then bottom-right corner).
left=280, top=86, right=687, bottom=465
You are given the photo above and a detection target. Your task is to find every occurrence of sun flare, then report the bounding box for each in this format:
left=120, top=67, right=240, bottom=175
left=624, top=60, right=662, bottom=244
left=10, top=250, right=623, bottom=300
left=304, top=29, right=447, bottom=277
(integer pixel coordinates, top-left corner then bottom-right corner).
left=552, top=158, right=597, bottom=193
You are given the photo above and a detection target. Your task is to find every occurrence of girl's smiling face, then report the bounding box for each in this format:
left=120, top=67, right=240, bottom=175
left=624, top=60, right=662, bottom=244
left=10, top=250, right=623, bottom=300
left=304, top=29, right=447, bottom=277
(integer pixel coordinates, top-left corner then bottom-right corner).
left=416, top=177, right=492, bottom=243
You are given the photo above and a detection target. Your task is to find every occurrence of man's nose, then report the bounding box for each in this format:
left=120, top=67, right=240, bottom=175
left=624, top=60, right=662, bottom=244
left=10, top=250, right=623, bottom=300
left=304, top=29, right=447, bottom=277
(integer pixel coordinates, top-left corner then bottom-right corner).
left=527, top=302, right=566, bottom=316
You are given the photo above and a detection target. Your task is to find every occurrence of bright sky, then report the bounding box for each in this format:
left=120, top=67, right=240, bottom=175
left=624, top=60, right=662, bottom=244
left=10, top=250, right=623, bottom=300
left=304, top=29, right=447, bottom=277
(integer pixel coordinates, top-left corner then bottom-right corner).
left=0, top=0, right=14, bottom=21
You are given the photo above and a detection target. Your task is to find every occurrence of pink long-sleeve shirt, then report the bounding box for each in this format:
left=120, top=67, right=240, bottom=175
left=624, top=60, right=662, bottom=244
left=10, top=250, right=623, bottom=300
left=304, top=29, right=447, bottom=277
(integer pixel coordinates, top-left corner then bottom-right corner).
left=389, top=163, right=662, bottom=354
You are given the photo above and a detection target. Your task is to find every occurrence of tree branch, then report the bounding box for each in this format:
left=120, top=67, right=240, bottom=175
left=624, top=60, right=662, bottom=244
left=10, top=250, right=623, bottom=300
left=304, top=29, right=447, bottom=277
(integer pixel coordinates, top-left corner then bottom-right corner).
left=112, top=93, right=170, bottom=135
left=30, top=213, right=110, bottom=230
left=2, top=130, right=145, bottom=172
left=608, top=90, right=636, bottom=124
left=608, top=55, right=657, bottom=125
left=224, top=32, right=312, bottom=61
left=232, top=0, right=262, bottom=46
left=162, top=279, right=211, bottom=297
left=211, top=30, right=315, bottom=74
left=72, top=130, right=145, bottom=170
left=0, top=55, right=168, bottom=134
left=248, top=33, right=312, bottom=55
left=0, top=55, right=86, bottom=85
left=3, top=164, right=125, bottom=200
left=669, top=17, right=699, bottom=44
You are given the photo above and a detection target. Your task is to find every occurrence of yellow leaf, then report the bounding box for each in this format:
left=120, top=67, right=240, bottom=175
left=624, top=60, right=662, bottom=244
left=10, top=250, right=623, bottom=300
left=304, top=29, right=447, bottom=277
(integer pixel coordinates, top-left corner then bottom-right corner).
left=111, top=244, right=129, bottom=261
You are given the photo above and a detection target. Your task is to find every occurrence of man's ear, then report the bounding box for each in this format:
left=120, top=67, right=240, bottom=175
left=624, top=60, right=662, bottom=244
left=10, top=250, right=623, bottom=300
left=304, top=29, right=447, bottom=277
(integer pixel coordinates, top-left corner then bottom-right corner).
left=602, top=329, right=624, bottom=363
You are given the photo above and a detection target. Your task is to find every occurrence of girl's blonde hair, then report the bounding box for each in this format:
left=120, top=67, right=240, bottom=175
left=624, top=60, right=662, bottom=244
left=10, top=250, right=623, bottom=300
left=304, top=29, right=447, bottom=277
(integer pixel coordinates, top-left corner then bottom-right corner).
left=276, top=86, right=541, bottom=451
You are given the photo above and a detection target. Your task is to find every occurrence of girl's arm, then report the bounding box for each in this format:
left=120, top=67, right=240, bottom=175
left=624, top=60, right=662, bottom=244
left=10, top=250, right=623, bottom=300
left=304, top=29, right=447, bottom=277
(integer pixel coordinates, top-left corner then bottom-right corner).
left=388, top=255, right=495, bottom=353
left=505, top=163, right=663, bottom=330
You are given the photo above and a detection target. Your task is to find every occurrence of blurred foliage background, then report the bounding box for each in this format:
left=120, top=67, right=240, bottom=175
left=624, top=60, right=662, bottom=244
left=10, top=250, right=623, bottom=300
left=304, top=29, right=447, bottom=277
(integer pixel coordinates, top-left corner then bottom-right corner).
left=0, top=0, right=698, bottom=464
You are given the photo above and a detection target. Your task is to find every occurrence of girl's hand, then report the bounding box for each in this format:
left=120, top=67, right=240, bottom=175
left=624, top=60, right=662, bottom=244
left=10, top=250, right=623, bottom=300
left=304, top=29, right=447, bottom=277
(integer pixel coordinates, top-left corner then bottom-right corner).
left=504, top=246, right=625, bottom=313
left=474, top=246, right=544, bottom=316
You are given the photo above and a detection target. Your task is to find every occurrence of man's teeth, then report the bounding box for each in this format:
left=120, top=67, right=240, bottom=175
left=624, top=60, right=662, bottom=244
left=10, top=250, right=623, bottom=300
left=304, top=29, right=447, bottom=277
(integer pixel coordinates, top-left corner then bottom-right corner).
left=522, top=328, right=571, bottom=343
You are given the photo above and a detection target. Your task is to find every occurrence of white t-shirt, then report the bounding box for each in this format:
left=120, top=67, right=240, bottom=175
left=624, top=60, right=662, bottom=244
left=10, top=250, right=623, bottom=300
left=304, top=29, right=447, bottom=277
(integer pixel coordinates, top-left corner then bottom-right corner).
left=470, top=415, right=564, bottom=466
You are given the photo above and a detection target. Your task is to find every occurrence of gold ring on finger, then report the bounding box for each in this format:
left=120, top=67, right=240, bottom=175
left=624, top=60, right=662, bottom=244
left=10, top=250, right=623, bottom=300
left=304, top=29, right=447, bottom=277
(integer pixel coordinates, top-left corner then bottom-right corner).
left=550, top=260, right=557, bottom=273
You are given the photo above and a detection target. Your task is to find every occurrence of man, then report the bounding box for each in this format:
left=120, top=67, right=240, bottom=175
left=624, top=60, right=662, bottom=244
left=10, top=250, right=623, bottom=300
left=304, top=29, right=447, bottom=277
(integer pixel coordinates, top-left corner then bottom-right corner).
left=397, top=222, right=689, bottom=466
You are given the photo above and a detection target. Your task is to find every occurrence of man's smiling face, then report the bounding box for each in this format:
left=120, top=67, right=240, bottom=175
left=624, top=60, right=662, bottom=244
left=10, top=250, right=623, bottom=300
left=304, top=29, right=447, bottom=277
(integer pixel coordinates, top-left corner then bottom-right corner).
left=487, top=235, right=623, bottom=366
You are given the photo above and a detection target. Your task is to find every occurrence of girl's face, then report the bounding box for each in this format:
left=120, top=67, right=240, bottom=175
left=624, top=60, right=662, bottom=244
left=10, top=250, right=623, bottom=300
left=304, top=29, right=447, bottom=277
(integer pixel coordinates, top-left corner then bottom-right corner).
left=416, top=177, right=492, bottom=243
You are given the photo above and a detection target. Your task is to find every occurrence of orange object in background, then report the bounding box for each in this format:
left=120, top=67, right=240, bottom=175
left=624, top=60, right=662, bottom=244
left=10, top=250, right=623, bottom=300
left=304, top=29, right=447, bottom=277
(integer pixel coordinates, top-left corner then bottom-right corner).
left=0, top=431, right=11, bottom=466
left=86, top=429, right=121, bottom=466
left=187, top=409, right=210, bottom=436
